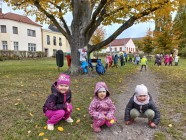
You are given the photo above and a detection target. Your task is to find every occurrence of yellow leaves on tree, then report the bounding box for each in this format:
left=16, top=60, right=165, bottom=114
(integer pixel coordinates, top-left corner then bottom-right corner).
left=91, top=26, right=106, bottom=46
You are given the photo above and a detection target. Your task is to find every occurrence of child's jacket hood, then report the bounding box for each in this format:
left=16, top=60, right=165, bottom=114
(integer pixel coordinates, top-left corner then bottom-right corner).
left=94, top=82, right=110, bottom=96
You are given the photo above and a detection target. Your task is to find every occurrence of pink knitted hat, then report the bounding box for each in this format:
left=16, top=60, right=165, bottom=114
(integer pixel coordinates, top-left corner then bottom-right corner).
left=57, top=74, right=70, bottom=86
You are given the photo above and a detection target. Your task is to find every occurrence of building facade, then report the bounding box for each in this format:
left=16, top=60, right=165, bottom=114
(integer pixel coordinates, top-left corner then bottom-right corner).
left=0, top=10, right=42, bottom=52
left=106, top=38, right=136, bottom=54
left=42, top=29, right=70, bottom=57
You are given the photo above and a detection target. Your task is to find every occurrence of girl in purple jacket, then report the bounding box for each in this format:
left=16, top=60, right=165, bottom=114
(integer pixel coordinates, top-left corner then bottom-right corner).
left=89, top=82, right=116, bottom=132
left=43, top=74, right=74, bottom=130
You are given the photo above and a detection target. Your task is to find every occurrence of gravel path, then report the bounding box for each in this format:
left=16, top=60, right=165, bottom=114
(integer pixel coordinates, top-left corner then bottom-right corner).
left=95, top=68, right=161, bottom=140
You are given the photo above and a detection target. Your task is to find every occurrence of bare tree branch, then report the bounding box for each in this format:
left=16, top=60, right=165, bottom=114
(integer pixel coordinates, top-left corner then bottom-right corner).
left=83, top=0, right=107, bottom=35
left=34, top=0, right=71, bottom=41
left=48, top=1, right=71, bottom=36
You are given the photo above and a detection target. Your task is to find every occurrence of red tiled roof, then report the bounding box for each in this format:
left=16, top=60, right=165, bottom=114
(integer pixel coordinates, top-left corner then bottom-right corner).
left=110, top=38, right=131, bottom=46
left=0, top=12, right=42, bottom=27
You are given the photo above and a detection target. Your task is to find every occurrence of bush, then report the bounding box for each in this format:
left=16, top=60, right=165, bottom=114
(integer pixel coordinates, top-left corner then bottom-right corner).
left=180, top=47, right=186, bottom=57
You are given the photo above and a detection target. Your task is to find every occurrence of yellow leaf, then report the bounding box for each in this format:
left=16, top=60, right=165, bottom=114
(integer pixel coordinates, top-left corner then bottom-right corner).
left=110, top=119, right=115, bottom=124
left=168, top=124, right=172, bottom=127
left=14, top=103, right=19, bottom=106
left=43, top=126, right=47, bottom=129
left=38, top=132, right=44, bottom=136
left=29, top=112, right=34, bottom=117
left=57, top=126, right=64, bottom=132
left=43, top=138, right=48, bottom=140
left=76, top=108, right=80, bottom=111
left=76, top=119, right=80, bottom=124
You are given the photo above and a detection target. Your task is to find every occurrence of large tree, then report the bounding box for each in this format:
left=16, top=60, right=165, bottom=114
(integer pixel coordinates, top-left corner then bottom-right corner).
left=6, top=0, right=186, bottom=74
left=173, top=5, right=186, bottom=50
left=142, top=28, right=154, bottom=55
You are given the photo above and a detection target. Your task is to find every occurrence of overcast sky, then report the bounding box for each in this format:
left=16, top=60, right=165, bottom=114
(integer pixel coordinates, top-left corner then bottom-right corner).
left=1, top=1, right=155, bottom=39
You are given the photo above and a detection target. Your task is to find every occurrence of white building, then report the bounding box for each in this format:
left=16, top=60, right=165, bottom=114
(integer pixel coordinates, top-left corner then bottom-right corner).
left=0, top=8, right=42, bottom=52
left=106, top=38, right=136, bottom=54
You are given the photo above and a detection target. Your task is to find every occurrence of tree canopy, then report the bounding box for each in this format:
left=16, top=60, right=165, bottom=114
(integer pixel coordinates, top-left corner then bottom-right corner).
left=5, top=0, right=186, bottom=74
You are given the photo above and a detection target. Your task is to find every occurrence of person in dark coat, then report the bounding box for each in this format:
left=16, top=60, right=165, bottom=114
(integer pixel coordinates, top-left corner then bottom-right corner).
left=124, top=84, right=160, bottom=128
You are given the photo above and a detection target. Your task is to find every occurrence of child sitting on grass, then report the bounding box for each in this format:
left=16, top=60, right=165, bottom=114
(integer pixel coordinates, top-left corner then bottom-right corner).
left=43, top=74, right=74, bottom=130
left=124, top=84, right=160, bottom=128
left=89, top=82, right=116, bottom=132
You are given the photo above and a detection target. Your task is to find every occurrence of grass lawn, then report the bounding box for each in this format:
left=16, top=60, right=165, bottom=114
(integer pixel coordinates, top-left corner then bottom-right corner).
left=149, top=59, right=186, bottom=140
left=0, top=58, right=137, bottom=140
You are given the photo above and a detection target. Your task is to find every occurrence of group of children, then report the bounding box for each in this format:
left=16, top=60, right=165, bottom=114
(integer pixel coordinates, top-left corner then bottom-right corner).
left=154, top=54, right=179, bottom=66
left=43, top=74, right=160, bottom=132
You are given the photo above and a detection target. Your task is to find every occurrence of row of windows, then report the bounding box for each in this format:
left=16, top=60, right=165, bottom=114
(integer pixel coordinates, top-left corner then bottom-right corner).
left=110, top=47, right=135, bottom=52
left=0, top=25, right=36, bottom=37
left=1, top=41, right=36, bottom=51
left=47, top=35, right=62, bottom=46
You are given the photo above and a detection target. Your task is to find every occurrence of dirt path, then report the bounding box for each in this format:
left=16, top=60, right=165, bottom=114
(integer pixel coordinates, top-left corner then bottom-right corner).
left=95, top=67, right=161, bottom=140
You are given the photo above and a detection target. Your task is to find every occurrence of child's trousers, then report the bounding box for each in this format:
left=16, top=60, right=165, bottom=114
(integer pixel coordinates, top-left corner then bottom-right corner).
left=130, top=108, right=154, bottom=120
left=45, top=104, right=72, bottom=124
left=93, top=117, right=116, bottom=127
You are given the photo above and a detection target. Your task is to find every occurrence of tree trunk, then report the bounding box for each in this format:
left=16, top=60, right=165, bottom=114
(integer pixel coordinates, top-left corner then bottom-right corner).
left=67, top=0, right=92, bottom=75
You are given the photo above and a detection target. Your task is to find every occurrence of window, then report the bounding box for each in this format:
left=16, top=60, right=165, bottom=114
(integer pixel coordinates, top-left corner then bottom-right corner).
left=120, top=47, right=122, bottom=51
left=1, top=25, right=6, bottom=33
left=59, top=37, right=62, bottom=46
left=53, top=49, right=57, bottom=56
left=28, top=43, right=36, bottom=51
left=2, top=41, right=8, bottom=50
left=47, top=35, right=50, bottom=45
left=110, top=48, right=112, bottom=52
left=27, top=29, right=36, bottom=37
left=14, top=42, right=19, bottom=51
left=115, top=48, right=117, bottom=52
left=53, top=36, right=56, bottom=45
left=13, top=26, right=18, bottom=34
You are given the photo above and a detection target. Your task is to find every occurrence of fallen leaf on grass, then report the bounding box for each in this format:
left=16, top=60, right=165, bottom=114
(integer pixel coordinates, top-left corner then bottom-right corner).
left=43, top=138, right=48, bottom=140
left=14, top=103, right=19, bottom=106
left=76, top=108, right=80, bottom=111
left=38, top=132, right=44, bottom=136
left=29, top=112, right=34, bottom=117
left=76, top=119, right=80, bottom=124
left=57, top=126, right=64, bottom=132
left=168, top=124, right=173, bottom=127
left=43, top=126, right=47, bottom=129
left=35, top=125, right=38, bottom=128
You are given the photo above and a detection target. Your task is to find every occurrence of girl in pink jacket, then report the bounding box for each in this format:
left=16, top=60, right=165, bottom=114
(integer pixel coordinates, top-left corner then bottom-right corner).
left=89, top=82, right=116, bottom=132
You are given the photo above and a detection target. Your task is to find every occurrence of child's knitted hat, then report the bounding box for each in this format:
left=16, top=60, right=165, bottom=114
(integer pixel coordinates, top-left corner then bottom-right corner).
left=57, top=74, right=70, bottom=86
left=98, top=87, right=106, bottom=92
left=135, top=84, right=148, bottom=96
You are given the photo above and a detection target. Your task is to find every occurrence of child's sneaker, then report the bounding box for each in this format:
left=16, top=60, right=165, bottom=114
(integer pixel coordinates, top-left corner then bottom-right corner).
left=65, top=117, right=74, bottom=123
left=125, top=119, right=134, bottom=125
left=47, top=124, right=54, bottom=130
left=93, top=125, right=101, bottom=133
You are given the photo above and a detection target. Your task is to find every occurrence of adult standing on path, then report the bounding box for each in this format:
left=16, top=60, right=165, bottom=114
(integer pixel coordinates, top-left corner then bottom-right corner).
left=95, top=68, right=161, bottom=140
